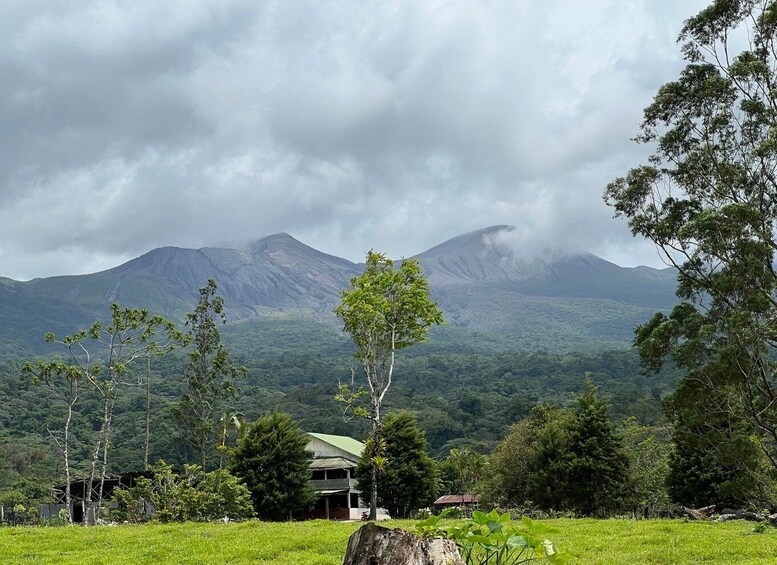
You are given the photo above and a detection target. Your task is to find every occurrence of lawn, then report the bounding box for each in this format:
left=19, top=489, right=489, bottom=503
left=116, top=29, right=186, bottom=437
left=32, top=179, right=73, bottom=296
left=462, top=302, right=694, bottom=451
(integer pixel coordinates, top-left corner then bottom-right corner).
left=548, top=518, right=777, bottom=564
left=1, top=518, right=776, bottom=564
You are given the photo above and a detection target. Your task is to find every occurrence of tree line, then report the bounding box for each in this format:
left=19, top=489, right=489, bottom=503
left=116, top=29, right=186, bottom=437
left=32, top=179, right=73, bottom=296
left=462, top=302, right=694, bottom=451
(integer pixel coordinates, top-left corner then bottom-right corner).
left=12, top=279, right=246, bottom=525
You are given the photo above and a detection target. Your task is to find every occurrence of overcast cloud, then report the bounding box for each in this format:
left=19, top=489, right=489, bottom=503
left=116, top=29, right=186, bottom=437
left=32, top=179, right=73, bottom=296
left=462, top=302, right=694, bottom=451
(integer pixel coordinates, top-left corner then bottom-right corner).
left=0, top=0, right=710, bottom=280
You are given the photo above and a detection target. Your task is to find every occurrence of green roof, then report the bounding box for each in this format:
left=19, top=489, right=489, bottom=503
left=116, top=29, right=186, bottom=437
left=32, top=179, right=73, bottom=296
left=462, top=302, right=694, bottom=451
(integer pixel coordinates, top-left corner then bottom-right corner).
left=307, top=433, right=365, bottom=459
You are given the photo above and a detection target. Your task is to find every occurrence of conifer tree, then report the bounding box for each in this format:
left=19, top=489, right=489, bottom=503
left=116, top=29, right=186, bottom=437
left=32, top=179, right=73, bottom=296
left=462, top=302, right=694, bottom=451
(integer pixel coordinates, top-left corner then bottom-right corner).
left=174, top=279, right=245, bottom=469
left=356, top=411, right=437, bottom=519
left=564, top=377, right=630, bottom=516
left=665, top=373, right=770, bottom=508
left=229, top=412, right=316, bottom=521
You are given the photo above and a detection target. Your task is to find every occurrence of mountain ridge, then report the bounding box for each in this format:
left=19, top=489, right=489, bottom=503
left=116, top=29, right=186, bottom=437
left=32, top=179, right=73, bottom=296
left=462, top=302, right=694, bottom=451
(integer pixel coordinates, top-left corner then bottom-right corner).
left=0, top=226, right=678, bottom=355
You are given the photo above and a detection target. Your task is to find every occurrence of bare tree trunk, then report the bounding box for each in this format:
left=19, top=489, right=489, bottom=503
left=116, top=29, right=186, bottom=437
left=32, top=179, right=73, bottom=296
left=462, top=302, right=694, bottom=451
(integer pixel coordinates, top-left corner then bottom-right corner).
left=37, top=371, right=78, bottom=525
left=144, top=357, right=151, bottom=472
left=62, top=400, right=74, bottom=525
left=369, top=395, right=380, bottom=521
left=370, top=450, right=378, bottom=520
left=85, top=393, right=109, bottom=526
left=97, top=408, right=113, bottom=519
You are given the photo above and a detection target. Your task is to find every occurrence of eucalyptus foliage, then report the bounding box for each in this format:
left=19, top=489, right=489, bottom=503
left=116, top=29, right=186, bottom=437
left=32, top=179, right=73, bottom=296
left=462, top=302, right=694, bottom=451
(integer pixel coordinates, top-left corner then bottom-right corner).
left=605, top=0, right=777, bottom=469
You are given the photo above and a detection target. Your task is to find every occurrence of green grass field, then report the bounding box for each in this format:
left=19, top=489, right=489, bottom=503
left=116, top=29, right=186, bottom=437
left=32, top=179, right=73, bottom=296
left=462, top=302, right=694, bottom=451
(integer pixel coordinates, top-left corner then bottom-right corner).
left=1, top=518, right=776, bottom=564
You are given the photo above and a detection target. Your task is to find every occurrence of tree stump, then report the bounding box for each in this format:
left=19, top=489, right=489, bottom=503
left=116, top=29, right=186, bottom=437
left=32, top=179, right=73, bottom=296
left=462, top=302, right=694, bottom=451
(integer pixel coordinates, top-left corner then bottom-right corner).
left=343, top=523, right=464, bottom=565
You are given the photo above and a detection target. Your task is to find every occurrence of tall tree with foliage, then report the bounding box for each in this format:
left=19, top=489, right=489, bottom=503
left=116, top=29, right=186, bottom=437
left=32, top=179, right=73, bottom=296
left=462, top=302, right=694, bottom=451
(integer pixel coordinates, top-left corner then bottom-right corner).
left=335, top=251, right=443, bottom=519
left=482, top=404, right=573, bottom=512
left=356, top=411, right=437, bottom=518
left=665, top=371, right=774, bottom=508
left=24, top=305, right=186, bottom=524
left=447, top=448, right=488, bottom=502
left=564, top=378, right=630, bottom=516
left=174, top=279, right=245, bottom=469
left=605, top=0, right=777, bottom=470
left=229, top=412, right=316, bottom=521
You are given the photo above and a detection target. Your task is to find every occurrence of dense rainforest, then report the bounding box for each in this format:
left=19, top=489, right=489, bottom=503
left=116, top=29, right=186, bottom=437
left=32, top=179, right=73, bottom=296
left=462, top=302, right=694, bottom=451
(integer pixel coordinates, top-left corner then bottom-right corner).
left=0, top=320, right=678, bottom=510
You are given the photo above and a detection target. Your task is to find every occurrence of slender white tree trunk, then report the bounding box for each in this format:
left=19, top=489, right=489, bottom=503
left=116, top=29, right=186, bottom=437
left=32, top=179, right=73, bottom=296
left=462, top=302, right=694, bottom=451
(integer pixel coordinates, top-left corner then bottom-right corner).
left=63, top=401, right=74, bottom=525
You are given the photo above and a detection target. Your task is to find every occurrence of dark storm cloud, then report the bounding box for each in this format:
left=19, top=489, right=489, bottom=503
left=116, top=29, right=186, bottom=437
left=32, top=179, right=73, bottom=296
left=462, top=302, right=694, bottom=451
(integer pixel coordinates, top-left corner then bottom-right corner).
left=0, top=0, right=709, bottom=279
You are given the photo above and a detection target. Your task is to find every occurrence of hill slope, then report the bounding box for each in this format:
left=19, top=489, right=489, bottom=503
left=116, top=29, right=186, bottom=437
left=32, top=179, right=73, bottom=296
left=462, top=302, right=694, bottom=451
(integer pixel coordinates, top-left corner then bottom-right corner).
left=0, top=226, right=677, bottom=355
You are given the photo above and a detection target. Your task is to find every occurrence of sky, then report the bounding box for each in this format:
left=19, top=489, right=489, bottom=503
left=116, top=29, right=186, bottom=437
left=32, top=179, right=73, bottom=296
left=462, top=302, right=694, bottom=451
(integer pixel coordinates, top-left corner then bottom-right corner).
left=0, top=0, right=711, bottom=281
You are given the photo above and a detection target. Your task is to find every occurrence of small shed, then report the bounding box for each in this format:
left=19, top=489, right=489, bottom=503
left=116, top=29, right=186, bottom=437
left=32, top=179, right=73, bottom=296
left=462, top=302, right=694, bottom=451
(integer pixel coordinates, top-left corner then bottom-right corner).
left=40, top=472, right=151, bottom=524
left=433, top=494, right=479, bottom=511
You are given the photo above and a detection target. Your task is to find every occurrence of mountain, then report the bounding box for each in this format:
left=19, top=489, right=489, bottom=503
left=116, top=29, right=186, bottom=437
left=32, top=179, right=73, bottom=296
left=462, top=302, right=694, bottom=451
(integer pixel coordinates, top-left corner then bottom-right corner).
left=414, top=226, right=677, bottom=350
left=0, top=226, right=678, bottom=356
left=418, top=225, right=675, bottom=306
left=20, top=233, right=360, bottom=320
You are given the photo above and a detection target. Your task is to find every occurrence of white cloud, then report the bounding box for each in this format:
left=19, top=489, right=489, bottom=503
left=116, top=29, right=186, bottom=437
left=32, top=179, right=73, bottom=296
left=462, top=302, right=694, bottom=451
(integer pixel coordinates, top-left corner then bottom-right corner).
left=0, top=0, right=710, bottom=279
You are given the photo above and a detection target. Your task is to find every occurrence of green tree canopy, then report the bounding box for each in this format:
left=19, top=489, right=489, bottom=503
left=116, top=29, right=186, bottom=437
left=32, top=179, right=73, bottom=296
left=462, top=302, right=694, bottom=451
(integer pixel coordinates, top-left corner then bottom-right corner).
left=229, top=412, right=316, bottom=521
left=665, top=371, right=775, bottom=508
left=356, top=411, right=437, bottom=519
left=620, top=418, right=671, bottom=517
left=112, top=460, right=253, bottom=523
left=446, top=448, right=488, bottom=501
left=174, top=279, right=245, bottom=469
left=564, top=377, right=630, bottom=517
left=483, top=382, right=631, bottom=517
left=335, top=251, right=443, bottom=519
left=481, top=404, right=572, bottom=510
left=605, top=0, right=777, bottom=469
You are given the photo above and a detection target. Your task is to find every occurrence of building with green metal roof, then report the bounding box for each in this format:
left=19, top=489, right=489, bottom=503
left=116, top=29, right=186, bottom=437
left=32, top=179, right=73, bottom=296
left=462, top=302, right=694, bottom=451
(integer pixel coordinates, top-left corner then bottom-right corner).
left=305, top=432, right=373, bottom=520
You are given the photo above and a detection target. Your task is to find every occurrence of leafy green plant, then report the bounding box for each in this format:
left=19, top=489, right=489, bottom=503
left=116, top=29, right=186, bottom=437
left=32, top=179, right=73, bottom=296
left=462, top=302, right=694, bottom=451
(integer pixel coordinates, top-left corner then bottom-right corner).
left=752, top=522, right=769, bottom=534
left=416, top=509, right=573, bottom=564
left=112, top=460, right=253, bottom=523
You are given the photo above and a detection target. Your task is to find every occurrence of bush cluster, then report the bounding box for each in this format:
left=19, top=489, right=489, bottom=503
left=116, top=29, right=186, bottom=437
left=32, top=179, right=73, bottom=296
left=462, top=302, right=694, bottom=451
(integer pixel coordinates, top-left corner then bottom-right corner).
left=112, top=461, right=253, bottom=523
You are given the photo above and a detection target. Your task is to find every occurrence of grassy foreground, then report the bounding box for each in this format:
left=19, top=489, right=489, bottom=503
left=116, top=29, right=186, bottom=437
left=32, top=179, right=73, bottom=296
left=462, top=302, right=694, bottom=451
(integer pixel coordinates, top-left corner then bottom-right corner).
left=1, top=518, right=777, bottom=564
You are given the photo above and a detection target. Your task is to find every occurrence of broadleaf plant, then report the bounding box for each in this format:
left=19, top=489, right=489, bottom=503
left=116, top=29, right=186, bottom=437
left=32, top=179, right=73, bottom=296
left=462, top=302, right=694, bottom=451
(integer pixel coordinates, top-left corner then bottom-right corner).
left=416, top=509, right=574, bottom=564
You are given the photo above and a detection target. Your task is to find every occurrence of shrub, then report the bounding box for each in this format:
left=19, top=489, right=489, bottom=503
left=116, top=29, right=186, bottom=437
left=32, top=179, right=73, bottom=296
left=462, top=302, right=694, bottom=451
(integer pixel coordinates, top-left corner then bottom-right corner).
left=112, top=460, right=253, bottom=523
left=229, top=412, right=316, bottom=520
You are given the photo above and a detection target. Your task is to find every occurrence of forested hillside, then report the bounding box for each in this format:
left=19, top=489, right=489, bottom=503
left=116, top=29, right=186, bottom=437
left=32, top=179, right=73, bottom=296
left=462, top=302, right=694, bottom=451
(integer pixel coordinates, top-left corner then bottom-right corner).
left=0, top=339, right=677, bottom=506
left=0, top=226, right=682, bottom=513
